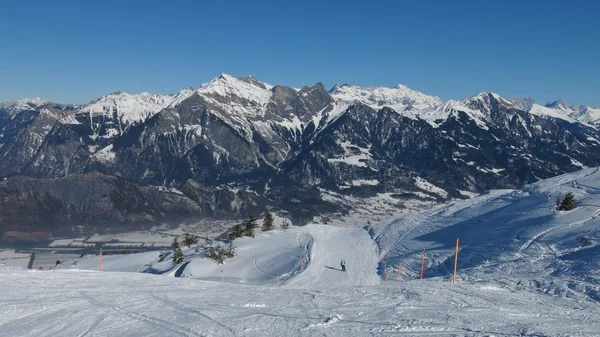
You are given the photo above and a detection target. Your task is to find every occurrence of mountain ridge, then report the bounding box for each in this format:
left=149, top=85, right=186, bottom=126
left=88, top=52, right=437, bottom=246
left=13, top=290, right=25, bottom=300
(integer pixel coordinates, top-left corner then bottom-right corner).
left=2, top=74, right=600, bottom=237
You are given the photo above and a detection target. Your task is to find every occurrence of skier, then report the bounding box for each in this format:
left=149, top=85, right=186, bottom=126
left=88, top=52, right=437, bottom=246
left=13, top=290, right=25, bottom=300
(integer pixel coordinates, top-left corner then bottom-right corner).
left=340, top=259, right=346, bottom=272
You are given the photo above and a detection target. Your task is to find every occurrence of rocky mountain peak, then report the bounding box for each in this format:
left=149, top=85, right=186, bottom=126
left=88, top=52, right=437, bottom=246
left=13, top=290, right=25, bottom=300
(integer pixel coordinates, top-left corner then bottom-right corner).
left=0, top=97, right=52, bottom=118
left=545, top=99, right=569, bottom=110
left=329, top=82, right=441, bottom=114
left=507, top=97, right=536, bottom=111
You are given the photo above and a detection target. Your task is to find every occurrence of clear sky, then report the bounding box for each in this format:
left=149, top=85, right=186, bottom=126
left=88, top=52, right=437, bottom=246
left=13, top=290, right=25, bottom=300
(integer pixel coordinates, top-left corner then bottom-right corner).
left=0, top=0, right=598, bottom=106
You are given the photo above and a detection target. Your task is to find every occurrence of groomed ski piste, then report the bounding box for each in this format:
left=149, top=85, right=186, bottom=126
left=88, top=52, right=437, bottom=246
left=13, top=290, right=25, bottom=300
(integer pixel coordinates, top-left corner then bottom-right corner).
left=2, top=168, right=600, bottom=336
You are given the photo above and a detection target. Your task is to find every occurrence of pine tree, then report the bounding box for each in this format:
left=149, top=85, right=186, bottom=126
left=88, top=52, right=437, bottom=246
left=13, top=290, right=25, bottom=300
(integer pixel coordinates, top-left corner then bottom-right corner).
left=55, top=260, right=61, bottom=266
left=244, top=215, right=258, bottom=237
left=172, top=238, right=184, bottom=264
left=183, top=233, right=199, bottom=247
left=228, top=224, right=244, bottom=241
left=281, top=219, right=290, bottom=230
left=205, top=247, right=216, bottom=260
left=227, top=241, right=236, bottom=258
left=559, top=192, right=576, bottom=211
left=262, top=211, right=275, bottom=232
left=174, top=246, right=184, bottom=264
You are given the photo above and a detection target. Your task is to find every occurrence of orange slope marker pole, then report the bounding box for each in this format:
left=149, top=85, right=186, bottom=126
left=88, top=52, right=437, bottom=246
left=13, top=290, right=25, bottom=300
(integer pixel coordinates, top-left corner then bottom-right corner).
left=453, top=238, right=460, bottom=283
left=420, top=251, right=426, bottom=280
left=99, top=249, right=103, bottom=272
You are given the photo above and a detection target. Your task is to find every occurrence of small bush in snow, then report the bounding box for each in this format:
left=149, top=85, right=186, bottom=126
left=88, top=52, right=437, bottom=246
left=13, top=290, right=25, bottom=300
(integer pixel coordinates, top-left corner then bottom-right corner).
left=557, top=192, right=576, bottom=211
left=577, top=236, right=592, bottom=247
left=182, top=233, right=199, bottom=247
left=205, top=244, right=235, bottom=264
left=281, top=219, right=290, bottom=230
left=158, top=253, right=165, bottom=262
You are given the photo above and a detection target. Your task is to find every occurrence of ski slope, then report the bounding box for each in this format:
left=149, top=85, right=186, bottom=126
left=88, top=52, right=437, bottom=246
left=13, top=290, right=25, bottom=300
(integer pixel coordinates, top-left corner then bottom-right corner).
left=286, top=225, right=380, bottom=288
left=372, top=167, right=600, bottom=301
left=4, top=167, right=600, bottom=335
left=1, top=265, right=599, bottom=336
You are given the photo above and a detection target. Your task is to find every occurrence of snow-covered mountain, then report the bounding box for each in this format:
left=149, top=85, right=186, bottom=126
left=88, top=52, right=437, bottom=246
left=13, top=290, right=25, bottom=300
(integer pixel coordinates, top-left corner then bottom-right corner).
left=77, top=91, right=179, bottom=125
left=0, top=97, right=51, bottom=118
left=3, top=75, right=600, bottom=236
left=508, top=97, right=600, bottom=126
left=330, top=83, right=441, bottom=117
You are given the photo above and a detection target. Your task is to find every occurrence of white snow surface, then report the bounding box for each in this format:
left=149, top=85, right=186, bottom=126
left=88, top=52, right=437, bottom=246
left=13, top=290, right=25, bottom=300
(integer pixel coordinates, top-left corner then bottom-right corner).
left=79, top=91, right=177, bottom=124
left=528, top=103, right=578, bottom=123
left=0, top=97, right=50, bottom=117
left=330, top=83, right=441, bottom=115
left=197, top=74, right=273, bottom=110
left=371, top=167, right=600, bottom=303
left=573, top=106, right=600, bottom=124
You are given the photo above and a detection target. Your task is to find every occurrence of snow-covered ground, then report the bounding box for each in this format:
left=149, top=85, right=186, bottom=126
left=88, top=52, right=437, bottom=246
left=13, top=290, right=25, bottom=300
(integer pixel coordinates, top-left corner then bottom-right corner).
left=3, top=167, right=600, bottom=336
left=1, top=266, right=598, bottom=336
left=0, top=250, right=31, bottom=268
left=371, top=167, right=600, bottom=302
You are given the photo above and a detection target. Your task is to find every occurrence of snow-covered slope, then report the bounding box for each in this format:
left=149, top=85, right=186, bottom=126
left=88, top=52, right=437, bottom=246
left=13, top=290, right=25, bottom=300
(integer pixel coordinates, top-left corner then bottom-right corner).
left=571, top=106, right=600, bottom=125
left=61, top=166, right=600, bottom=296
left=330, top=83, right=441, bottom=118
left=528, top=103, right=578, bottom=123
left=509, top=97, right=600, bottom=126
left=0, top=97, right=50, bottom=117
left=79, top=91, right=178, bottom=124
left=4, top=264, right=600, bottom=336
left=372, top=166, right=600, bottom=301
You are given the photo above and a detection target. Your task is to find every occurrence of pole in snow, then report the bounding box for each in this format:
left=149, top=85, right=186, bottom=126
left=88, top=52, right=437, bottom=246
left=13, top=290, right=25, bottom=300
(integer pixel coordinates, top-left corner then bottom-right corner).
left=397, top=263, right=401, bottom=282
left=453, top=238, right=459, bottom=284
left=420, top=251, right=426, bottom=280
left=384, top=262, right=388, bottom=282
left=221, top=269, right=224, bottom=283
left=99, top=249, right=103, bottom=272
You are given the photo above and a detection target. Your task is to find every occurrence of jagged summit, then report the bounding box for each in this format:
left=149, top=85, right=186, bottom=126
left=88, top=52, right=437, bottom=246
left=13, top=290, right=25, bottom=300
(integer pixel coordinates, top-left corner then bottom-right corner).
left=80, top=91, right=178, bottom=124
left=329, top=82, right=441, bottom=113
left=507, top=97, right=536, bottom=111
left=0, top=97, right=52, bottom=117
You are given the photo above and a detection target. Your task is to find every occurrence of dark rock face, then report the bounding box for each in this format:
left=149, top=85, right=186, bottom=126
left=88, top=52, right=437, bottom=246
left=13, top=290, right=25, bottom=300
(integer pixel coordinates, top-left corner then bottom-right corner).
left=0, top=172, right=198, bottom=235
left=2, top=78, right=600, bottom=237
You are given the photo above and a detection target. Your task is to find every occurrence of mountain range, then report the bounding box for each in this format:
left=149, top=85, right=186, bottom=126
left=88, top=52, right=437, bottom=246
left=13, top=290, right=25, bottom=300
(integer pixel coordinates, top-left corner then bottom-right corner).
left=2, top=74, right=600, bottom=240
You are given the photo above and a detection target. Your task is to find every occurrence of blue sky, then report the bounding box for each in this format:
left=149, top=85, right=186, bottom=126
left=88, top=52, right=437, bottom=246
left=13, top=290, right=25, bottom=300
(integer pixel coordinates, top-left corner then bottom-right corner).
left=0, top=0, right=598, bottom=106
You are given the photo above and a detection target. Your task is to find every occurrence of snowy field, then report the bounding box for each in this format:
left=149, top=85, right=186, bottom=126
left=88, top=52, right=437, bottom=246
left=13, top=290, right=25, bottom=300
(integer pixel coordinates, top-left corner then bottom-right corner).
left=0, top=250, right=31, bottom=268
left=1, top=267, right=598, bottom=336
left=2, top=167, right=600, bottom=336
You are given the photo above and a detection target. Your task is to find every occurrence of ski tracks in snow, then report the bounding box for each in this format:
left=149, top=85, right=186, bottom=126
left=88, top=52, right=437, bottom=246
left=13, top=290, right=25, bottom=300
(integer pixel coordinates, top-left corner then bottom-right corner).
left=80, top=292, right=206, bottom=337
left=286, top=225, right=380, bottom=288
